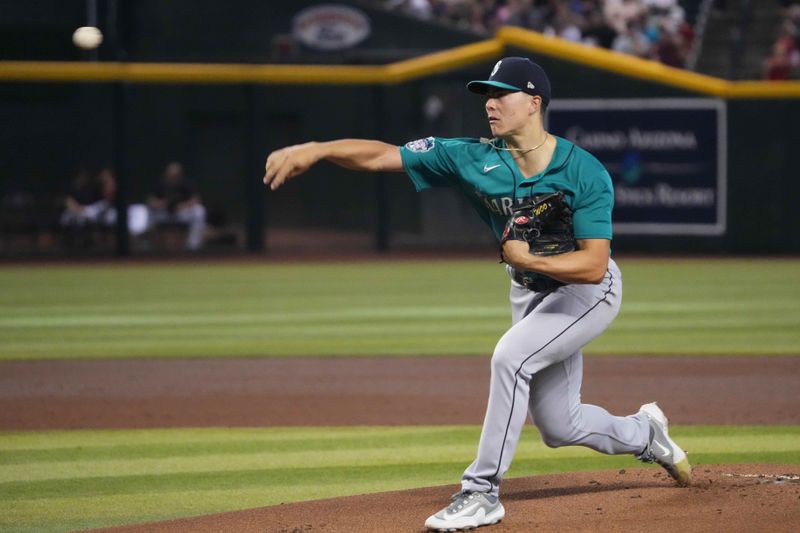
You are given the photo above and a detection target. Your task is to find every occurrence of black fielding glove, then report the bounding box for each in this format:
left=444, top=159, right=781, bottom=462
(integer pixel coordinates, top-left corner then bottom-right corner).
left=501, top=191, right=577, bottom=257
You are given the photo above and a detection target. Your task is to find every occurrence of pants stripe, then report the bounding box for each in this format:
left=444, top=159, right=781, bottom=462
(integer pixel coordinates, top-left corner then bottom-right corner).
left=491, top=270, right=615, bottom=480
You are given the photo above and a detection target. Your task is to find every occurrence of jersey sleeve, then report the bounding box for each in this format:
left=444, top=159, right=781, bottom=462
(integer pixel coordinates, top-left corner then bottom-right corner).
left=398, top=136, right=458, bottom=191
left=572, top=170, right=614, bottom=240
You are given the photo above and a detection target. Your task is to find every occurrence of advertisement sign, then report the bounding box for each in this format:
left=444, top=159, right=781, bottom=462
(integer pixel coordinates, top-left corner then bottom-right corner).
left=292, top=4, right=371, bottom=51
left=548, top=99, right=726, bottom=235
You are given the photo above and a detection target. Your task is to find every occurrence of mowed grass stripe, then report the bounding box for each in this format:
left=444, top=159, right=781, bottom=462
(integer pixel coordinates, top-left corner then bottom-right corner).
left=0, top=427, right=483, bottom=465
left=3, top=300, right=798, bottom=325
left=0, top=336, right=501, bottom=358
left=0, top=306, right=511, bottom=327
left=3, top=434, right=800, bottom=483
left=1, top=315, right=793, bottom=347
left=2, top=427, right=798, bottom=481
left=2, top=328, right=795, bottom=357
left=4, top=460, right=482, bottom=501
left=2, top=299, right=797, bottom=325
left=3, top=424, right=795, bottom=455
left=1, top=259, right=799, bottom=359
left=3, top=488, right=364, bottom=533
left=0, top=426, right=479, bottom=450
left=7, top=450, right=798, bottom=533
left=1, top=319, right=509, bottom=338
left=5, top=449, right=800, bottom=503
left=3, top=307, right=796, bottom=332
left=1, top=426, right=799, bottom=533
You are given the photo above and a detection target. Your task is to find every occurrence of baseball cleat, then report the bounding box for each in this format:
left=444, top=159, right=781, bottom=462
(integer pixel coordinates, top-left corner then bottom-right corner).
left=424, top=490, right=505, bottom=532
left=636, top=402, right=692, bottom=486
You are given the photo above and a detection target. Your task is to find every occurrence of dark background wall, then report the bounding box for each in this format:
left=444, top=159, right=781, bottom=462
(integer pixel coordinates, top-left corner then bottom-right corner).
left=1, top=0, right=799, bottom=254
left=0, top=0, right=476, bottom=63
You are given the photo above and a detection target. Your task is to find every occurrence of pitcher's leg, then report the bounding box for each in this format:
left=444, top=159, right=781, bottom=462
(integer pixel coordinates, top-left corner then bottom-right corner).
left=530, top=351, right=650, bottom=454
left=460, top=347, right=533, bottom=496
left=461, top=271, right=620, bottom=496
left=458, top=281, right=541, bottom=495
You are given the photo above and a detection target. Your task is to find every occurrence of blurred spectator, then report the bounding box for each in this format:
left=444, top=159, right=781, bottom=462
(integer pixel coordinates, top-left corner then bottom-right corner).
left=654, top=22, right=687, bottom=67
left=789, top=4, right=800, bottom=54
left=406, top=0, right=433, bottom=19
left=612, top=19, right=651, bottom=58
left=381, top=0, right=693, bottom=68
left=147, top=162, right=206, bottom=250
left=94, top=168, right=149, bottom=236
left=583, top=5, right=617, bottom=47
left=677, top=16, right=695, bottom=50
left=59, top=168, right=149, bottom=246
left=643, top=0, right=677, bottom=11
left=544, top=1, right=584, bottom=41
left=604, top=0, right=646, bottom=34
left=764, top=4, right=800, bottom=79
left=467, top=1, right=491, bottom=33
left=60, top=168, right=108, bottom=229
left=764, top=37, right=794, bottom=79
left=516, top=0, right=549, bottom=31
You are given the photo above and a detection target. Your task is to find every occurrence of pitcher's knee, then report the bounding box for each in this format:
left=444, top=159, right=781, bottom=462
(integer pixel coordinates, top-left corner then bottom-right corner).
left=536, top=420, right=577, bottom=448
left=490, top=339, right=520, bottom=374
left=540, top=432, right=570, bottom=448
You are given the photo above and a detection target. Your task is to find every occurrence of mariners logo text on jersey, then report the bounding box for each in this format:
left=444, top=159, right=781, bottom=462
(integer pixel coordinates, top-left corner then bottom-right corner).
left=399, top=135, right=614, bottom=242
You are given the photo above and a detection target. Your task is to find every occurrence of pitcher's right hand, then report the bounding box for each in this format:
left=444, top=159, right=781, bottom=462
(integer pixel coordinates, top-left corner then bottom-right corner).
left=263, top=142, right=320, bottom=190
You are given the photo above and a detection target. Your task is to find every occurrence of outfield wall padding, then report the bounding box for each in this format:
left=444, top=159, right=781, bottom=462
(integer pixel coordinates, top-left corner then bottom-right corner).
left=1, top=15, right=799, bottom=253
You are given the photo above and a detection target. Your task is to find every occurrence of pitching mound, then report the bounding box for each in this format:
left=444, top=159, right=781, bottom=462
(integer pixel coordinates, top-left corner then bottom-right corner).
left=98, top=464, right=799, bottom=533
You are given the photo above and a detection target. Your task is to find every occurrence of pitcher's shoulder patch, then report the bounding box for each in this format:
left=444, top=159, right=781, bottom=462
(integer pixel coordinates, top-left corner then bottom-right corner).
left=404, top=137, right=435, bottom=153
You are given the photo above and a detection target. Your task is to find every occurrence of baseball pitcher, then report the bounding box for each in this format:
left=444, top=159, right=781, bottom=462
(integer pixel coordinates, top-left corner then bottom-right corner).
left=263, top=56, right=691, bottom=532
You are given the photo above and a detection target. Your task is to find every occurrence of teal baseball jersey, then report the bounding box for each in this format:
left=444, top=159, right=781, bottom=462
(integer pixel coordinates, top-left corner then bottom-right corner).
left=399, top=135, right=614, bottom=241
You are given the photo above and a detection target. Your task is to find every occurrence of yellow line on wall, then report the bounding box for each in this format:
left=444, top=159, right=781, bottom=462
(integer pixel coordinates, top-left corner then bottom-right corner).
left=0, top=60, right=385, bottom=84
left=385, top=39, right=504, bottom=82
left=726, top=80, right=800, bottom=98
left=1, top=28, right=799, bottom=98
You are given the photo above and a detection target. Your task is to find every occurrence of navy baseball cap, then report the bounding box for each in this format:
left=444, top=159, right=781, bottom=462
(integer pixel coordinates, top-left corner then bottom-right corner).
left=467, top=57, right=551, bottom=105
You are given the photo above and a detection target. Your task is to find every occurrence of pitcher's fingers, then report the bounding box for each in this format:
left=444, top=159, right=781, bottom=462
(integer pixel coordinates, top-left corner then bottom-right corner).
left=263, top=164, right=275, bottom=185
left=263, top=156, right=274, bottom=184
left=270, top=161, right=295, bottom=190
left=263, top=151, right=285, bottom=185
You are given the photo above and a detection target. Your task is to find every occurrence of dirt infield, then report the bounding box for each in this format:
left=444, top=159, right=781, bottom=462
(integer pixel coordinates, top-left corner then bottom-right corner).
left=2, top=355, right=799, bottom=430
left=94, top=465, right=800, bottom=533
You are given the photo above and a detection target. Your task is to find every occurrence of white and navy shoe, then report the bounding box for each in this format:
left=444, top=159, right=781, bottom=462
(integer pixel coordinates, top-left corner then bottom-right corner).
left=424, top=490, right=505, bottom=532
left=636, top=402, right=692, bottom=486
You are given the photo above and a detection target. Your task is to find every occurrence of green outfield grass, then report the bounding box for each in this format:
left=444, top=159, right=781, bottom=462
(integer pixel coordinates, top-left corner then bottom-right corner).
left=1, top=425, right=798, bottom=533
left=1, top=258, right=799, bottom=359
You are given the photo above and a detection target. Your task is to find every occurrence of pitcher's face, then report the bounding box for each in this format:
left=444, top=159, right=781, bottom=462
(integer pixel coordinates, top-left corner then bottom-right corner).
left=484, top=89, right=539, bottom=137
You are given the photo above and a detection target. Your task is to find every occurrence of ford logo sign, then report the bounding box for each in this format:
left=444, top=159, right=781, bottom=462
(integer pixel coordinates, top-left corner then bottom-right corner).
left=292, top=4, right=371, bottom=51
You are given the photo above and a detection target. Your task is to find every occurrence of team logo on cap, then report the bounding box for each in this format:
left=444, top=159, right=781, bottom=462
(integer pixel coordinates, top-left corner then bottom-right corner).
left=491, top=60, right=502, bottom=77
left=527, top=81, right=535, bottom=89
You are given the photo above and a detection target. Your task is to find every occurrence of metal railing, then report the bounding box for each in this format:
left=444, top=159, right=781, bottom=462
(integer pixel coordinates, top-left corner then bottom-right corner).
left=686, top=0, right=717, bottom=71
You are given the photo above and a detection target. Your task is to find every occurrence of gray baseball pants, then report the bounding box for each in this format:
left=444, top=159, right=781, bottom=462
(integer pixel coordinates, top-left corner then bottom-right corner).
left=462, top=258, right=651, bottom=497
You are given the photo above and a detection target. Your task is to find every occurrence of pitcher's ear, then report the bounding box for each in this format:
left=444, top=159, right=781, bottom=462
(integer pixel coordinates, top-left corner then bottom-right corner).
left=529, top=95, right=542, bottom=116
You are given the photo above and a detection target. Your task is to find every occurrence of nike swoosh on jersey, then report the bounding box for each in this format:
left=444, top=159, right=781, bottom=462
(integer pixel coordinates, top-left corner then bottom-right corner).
left=483, top=164, right=502, bottom=172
